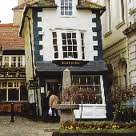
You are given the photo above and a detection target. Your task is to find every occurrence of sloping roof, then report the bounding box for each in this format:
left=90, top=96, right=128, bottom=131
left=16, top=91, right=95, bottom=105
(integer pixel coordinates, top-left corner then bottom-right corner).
left=13, top=0, right=57, bottom=10
left=0, top=24, right=24, bottom=50
left=77, top=0, right=105, bottom=10
left=13, top=0, right=105, bottom=10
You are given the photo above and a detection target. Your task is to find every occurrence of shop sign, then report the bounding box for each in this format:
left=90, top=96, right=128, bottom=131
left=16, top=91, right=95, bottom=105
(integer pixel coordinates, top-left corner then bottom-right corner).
left=52, top=60, right=88, bottom=66
left=29, top=80, right=39, bottom=89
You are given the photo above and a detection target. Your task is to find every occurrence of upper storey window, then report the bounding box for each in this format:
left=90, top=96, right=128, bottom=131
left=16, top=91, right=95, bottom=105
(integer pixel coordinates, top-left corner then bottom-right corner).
left=61, top=0, right=73, bottom=16
left=52, top=31, right=85, bottom=60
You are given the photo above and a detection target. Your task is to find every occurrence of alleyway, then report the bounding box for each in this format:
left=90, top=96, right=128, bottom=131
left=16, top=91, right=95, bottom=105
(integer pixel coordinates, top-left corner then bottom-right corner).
left=0, top=116, right=59, bottom=136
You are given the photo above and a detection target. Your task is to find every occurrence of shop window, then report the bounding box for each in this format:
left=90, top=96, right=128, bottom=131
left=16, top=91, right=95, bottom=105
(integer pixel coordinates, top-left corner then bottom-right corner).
left=8, top=89, right=19, bottom=101
left=0, top=89, right=6, bottom=101
left=72, top=75, right=102, bottom=104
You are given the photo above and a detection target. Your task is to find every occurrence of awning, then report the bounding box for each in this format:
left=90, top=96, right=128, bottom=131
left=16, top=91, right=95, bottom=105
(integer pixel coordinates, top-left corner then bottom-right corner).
left=36, top=61, right=107, bottom=72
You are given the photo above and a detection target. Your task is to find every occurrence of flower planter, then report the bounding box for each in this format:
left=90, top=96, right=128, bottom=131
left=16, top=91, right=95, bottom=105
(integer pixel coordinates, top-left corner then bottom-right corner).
left=57, top=104, right=79, bottom=122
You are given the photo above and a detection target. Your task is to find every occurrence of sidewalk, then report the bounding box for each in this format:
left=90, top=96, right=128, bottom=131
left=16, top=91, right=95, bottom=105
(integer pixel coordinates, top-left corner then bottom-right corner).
left=0, top=116, right=59, bottom=136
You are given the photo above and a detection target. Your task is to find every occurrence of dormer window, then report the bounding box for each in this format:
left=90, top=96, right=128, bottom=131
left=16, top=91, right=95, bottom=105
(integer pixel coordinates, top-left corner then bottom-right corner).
left=61, top=0, right=73, bottom=16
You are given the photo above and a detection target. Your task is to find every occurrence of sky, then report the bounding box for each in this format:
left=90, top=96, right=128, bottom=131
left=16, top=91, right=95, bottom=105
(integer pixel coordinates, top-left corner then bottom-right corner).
left=0, top=0, right=18, bottom=23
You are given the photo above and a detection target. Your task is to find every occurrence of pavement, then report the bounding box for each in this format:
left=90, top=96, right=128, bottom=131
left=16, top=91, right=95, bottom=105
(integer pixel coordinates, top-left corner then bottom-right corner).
left=0, top=116, right=59, bottom=136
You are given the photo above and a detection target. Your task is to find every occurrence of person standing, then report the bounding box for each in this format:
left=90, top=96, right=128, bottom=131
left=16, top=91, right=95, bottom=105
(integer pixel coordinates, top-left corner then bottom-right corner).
left=49, top=91, right=59, bottom=119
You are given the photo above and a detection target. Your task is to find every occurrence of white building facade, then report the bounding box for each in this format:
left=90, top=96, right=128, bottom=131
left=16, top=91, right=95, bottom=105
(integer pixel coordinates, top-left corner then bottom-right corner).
left=20, top=0, right=108, bottom=119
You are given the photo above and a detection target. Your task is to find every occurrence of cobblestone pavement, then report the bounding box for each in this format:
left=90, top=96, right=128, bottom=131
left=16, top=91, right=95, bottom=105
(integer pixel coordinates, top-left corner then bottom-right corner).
left=0, top=116, right=59, bottom=136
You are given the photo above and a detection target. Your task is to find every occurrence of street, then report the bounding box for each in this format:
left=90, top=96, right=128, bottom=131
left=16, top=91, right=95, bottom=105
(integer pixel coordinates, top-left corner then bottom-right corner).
left=0, top=116, right=59, bottom=136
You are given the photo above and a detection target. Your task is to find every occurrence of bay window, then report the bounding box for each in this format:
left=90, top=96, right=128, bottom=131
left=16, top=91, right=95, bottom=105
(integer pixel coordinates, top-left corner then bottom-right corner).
left=52, top=31, right=85, bottom=60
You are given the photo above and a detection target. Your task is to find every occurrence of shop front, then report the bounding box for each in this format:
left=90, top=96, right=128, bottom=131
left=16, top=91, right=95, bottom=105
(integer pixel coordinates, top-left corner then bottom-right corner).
left=36, top=60, right=107, bottom=119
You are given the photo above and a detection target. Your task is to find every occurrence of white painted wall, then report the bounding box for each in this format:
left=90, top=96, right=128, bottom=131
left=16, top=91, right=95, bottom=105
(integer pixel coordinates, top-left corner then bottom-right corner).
left=37, top=3, right=98, bottom=61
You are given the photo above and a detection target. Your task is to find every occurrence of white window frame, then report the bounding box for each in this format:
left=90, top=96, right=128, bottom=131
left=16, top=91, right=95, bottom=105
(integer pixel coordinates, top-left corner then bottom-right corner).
left=0, top=81, right=27, bottom=102
left=59, top=0, right=77, bottom=17
left=2, top=55, right=25, bottom=67
left=60, top=0, right=73, bottom=16
left=71, top=75, right=105, bottom=104
left=52, top=30, right=85, bottom=60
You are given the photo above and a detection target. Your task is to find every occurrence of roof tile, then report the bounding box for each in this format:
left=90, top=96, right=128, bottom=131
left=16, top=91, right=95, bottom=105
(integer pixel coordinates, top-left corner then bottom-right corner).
left=0, top=24, right=24, bottom=50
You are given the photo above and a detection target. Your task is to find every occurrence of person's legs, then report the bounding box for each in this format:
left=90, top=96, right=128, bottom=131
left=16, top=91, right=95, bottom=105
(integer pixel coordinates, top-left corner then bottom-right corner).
left=55, top=109, right=58, bottom=117
left=51, top=108, right=55, bottom=117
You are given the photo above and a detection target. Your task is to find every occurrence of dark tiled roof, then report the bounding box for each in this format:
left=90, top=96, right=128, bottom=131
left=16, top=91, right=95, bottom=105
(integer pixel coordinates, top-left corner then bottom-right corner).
left=31, top=0, right=57, bottom=8
left=13, top=0, right=57, bottom=9
left=36, top=61, right=107, bottom=72
left=13, top=0, right=104, bottom=10
left=0, top=24, right=24, bottom=50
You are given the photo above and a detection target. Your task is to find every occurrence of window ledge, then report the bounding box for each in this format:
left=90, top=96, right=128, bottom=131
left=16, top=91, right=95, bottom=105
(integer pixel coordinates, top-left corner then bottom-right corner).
left=115, top=21, right=125, bottom=29
left=60, top=15, right=76, bottom=18
left=104, top=30, right=112, bottom=38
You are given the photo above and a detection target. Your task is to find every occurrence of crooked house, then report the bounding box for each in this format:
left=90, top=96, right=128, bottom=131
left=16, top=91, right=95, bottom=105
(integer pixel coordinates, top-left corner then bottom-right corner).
left=20, top=0, right=108, bottom=119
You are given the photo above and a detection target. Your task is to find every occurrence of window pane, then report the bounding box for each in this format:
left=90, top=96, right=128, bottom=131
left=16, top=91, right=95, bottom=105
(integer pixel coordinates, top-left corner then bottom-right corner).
left=62, top=40, right=66, bottom=45
left=62, top=33, right=66, bottom=39
left=2, top=82, right=7, bottom=88
left=73, top=46, right=77, bottom=51
left=80, top=76, right=86, bottom=84
left=61, top=0, right=64, bottom=5
left=73, top=39, right=77, bottom=45
left=68, top=46, right=72, bottom=51
left=53, top=39, right=57, bottom=45
left=67, top=33, right=71, bottom=38
left=8, top=82, right=13, bottom=87
left=72, top=33, right=76, bottom=38
left=63, top=46, right=67, bottom=51
left=18, top=56, right=23, bottom=67
left=94, top=76, right=100, bottom=85
left=95, top=86, right=101, bottom=94
left=73, top=52, right=78, bottom=58
left=0, top=89, right=6, bottom=101
left=68, top=39, right=72, bottom=45
left=63, top=52, right=67, bottom=58
left=87, top=76, right=93, bottom=85
left=52, top=32, right=57, bottom=38
left=11, top=57, right=16, bottom=67
left=68, top=52, right=72, bottom=58
left=8, top=89, right=19, bottom=101
left=69, top=11, right=72, bottom=15
left=54, top=46, right=58, bottom=51
left=54, top=52, right=58, bottom=58
left=20, top=86, right=28, bottom=101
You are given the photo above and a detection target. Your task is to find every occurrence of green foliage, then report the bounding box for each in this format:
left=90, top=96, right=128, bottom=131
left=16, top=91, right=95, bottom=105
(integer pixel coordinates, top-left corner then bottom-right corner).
left=60, top=120, right=136, bottom=130
left=109, top=85, right=136, bottom=122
